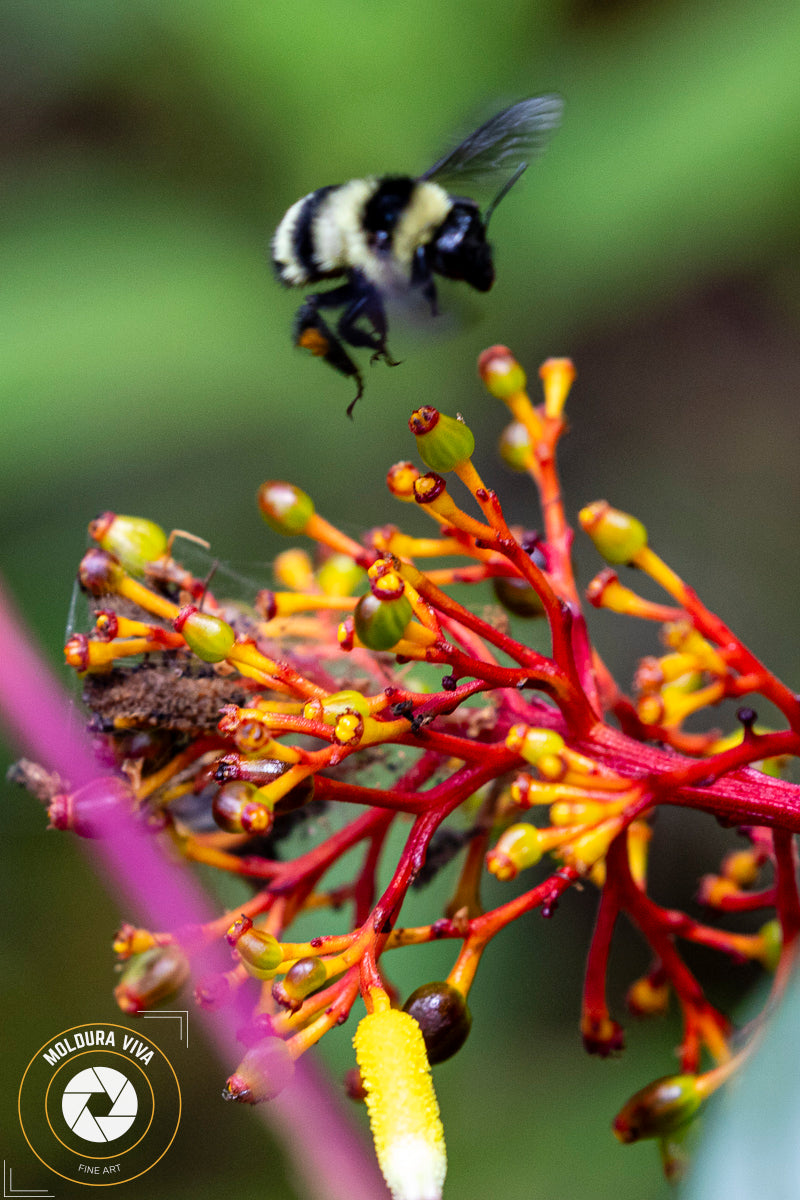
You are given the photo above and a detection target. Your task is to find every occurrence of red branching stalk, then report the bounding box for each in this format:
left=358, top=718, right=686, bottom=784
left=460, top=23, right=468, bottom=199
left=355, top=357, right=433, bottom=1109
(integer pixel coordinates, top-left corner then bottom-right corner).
left=15, top=346, right=800, bottom=1190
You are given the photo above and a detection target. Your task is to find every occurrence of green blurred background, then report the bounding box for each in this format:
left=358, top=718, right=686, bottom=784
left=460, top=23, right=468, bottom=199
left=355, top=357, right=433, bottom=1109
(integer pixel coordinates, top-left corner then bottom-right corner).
left=3, top=1, right=800, bottom=1196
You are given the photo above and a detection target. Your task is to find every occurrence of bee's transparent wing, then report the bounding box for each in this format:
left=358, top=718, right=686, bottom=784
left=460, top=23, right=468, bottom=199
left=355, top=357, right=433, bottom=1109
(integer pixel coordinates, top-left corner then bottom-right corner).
left=420, top=95, right=563, bottom=200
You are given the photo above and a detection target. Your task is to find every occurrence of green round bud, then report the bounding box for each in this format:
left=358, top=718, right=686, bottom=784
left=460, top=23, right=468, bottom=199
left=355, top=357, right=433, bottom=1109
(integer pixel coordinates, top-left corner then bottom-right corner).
left=354, top=590, right=414, bottom=651
left=282, top=956, right=328, bottom=1003
left=257, top=481, right=315, bottom=535
left=212, top=781, right=273, bottom=834
left=579, top=501, right=648, bottom=566
left=316, top=554, right=366, bottom=597
left=78, top=548, right=125, bottom=596
left=89, top=512, right=168, bottom=575
left=409, top=406, right=475, bottom=472
left=498, top=421, right=533, bottom=471
left=612, top=1074, right=702, bottom=1143
left=478, top=345, right=527, bottom=399
left=235, top=928, right=284, bottom=980
left=173, top=605, right=235, bottom=662
left=758, top=919, right=783, bottom=972
left=403, top=981, right=472, bottom=1064
left=114, top=945, right=190, bottom=1013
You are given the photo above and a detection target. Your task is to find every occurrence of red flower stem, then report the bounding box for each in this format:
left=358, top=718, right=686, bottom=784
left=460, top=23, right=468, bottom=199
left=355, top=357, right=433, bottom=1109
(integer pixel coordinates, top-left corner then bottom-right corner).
left=582, top=873, right=622, bottom=1025
left=316, top=744, right=521, bottom=816
left=269, top=808, right=391, bottom=896
left=703, top=887, right=776, bottom=913
left=535, top=416, right=579, bottom=601
left=605, top=841, right=694, bottom=1002
left=368, top=757, right=520, bottom=940
left=772, top=827, right=800, bottom=945
left=468, top=866, right=581, bottom=940
left=353, top=812, right=396, bottom=925
left=581, top=723, right=800, bottom=833
left=412, top=567, right=561, bottom=673
left=432, top=642, right=581, bottom=715
left=676, top=584, right=800, bottom=728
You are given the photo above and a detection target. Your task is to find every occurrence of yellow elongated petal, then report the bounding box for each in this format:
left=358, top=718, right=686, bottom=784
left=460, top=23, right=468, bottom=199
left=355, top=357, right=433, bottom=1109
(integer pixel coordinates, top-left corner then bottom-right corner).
left=354, top=1009, right=446, bottom=1200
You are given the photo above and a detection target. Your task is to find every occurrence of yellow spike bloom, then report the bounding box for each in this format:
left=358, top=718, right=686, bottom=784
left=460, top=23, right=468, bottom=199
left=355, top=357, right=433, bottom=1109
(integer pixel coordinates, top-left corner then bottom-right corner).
left=353, top=1008, right=447, bottom=1200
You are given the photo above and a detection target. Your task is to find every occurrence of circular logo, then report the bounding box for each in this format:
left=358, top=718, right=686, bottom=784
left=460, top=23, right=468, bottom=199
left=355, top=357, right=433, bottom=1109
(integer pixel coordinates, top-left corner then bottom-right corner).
left=19, top=1023, right=181, bottom=1186
left=61, top=1066, right=139, bottom=1143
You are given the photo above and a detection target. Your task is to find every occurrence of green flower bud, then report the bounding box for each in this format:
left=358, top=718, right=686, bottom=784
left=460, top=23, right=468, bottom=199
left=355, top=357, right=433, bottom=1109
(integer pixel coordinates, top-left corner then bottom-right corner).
left=758, top=919, right=783, bottom=972
left=498, top=420, right=533, bottom=471
left=316, top=554, right=366, bottom=597
left=89, top=512, right=168, bottom=575
left=282, top=956, right=328, bottom=1004
left=226, top=916, right=283, bottom=979
left=477, top=345, right=527, bottom=399
left=579, top=501, right=648, bottom=566
left=403, top=981, right=472, bottom=1064
left=409, top=406, right=475, bottom=473
left=173, top=605, right=235, bottom=662
left=78, top=548, right=124, bottom=596
left=114, top=945, right=190, bottom=1013
left=613, top=1074, right=703, bottom=1143
left=354, top=580, right=413, bottom=651
left=257, top=481, right=315, bottom=535
left=212, top=781, right=274, bottom=834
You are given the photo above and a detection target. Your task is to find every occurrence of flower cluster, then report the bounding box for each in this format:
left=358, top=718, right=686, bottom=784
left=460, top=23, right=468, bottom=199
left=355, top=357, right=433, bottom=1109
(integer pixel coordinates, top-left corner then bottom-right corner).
left=26, top=348, right=800, bottom=1197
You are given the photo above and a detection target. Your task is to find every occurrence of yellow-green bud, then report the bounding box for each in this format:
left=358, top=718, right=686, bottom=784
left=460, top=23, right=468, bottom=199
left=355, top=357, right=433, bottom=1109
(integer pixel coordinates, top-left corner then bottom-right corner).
left=304, top=689, right=371, bottom=724
left=354, top=583, right=413, bottom=651
left=757, top=919, right=782, bottom=972
left=613, top=1074, right=703, bottom=1143
left=409, top=407, right=475, bottom=473
left=113, top=945, right=190, bottom=1014
left=212, top=781, right=274, bottom=834
left=506, top=724, right=565, bottom=766
left=282, top=956, right=328, bottom=1004
left=579, top=501, right=648, bottom=566
left=89, top=512, right=168, bottom=575
left=173, top=605, right=235, bottom=662
left=317, top=554, right=366, bottom=596
left=258, top=481, right=315, bottom=535
left=227, top=917, right=283, bottom=980
left=477, top=345, right=527, bottom=399
left=498, top=420, right=533, bottom=471
left=487, top=823, right=544, bottom=880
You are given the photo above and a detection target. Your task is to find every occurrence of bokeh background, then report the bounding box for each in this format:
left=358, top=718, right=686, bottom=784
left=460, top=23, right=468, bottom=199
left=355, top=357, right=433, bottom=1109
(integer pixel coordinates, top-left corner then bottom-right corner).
left=3, top=1, right=800, bottom=1197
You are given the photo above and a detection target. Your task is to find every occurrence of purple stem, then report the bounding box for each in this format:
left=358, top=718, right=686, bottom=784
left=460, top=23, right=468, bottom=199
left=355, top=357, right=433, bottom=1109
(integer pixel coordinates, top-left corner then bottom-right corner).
left=0, top=579, right=387, bottom=1200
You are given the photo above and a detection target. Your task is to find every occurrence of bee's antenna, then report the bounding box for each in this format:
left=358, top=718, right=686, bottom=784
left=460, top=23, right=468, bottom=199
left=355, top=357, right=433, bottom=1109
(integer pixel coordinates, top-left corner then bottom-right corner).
left=483, top=163, right=528, bottom=231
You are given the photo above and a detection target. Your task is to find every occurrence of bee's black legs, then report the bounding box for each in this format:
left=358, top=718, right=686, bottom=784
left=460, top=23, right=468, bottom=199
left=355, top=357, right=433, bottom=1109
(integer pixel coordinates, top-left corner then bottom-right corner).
left=336, top=276, right=400, bottom=368
left=411, top=246, right=439, bottom=316
left=293, top=299, right=365, bottom=413
left=292, top=273, right=398, bottom=414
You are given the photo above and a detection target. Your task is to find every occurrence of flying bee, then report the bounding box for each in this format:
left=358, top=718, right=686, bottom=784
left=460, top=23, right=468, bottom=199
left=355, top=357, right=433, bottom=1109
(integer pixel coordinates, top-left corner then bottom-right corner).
left=271, top=95, right=562, bottom=414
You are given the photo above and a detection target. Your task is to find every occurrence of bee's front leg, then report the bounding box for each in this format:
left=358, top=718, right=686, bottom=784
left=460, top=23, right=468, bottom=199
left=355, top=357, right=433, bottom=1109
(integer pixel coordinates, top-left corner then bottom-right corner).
left=293, top=298, right=365, bottom=413
left=337, top=273, right=400, bottom=367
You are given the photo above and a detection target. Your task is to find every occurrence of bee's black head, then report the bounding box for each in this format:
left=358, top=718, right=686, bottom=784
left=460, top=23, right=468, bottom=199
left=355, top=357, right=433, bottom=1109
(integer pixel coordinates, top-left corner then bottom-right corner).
left=429, top=201, right=494, bottom=292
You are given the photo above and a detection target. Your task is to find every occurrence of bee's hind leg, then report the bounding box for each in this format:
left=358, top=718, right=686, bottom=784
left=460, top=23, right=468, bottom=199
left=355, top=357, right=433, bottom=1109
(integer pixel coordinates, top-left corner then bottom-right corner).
left=294, top=299, right=365, bottom=413
left=337, top=273, right=401, bottom=368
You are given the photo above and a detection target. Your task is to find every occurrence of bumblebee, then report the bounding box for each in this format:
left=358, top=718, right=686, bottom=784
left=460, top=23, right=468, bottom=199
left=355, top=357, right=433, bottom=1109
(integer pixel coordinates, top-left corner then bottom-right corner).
left=271, top=95, right=562, bottom=414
